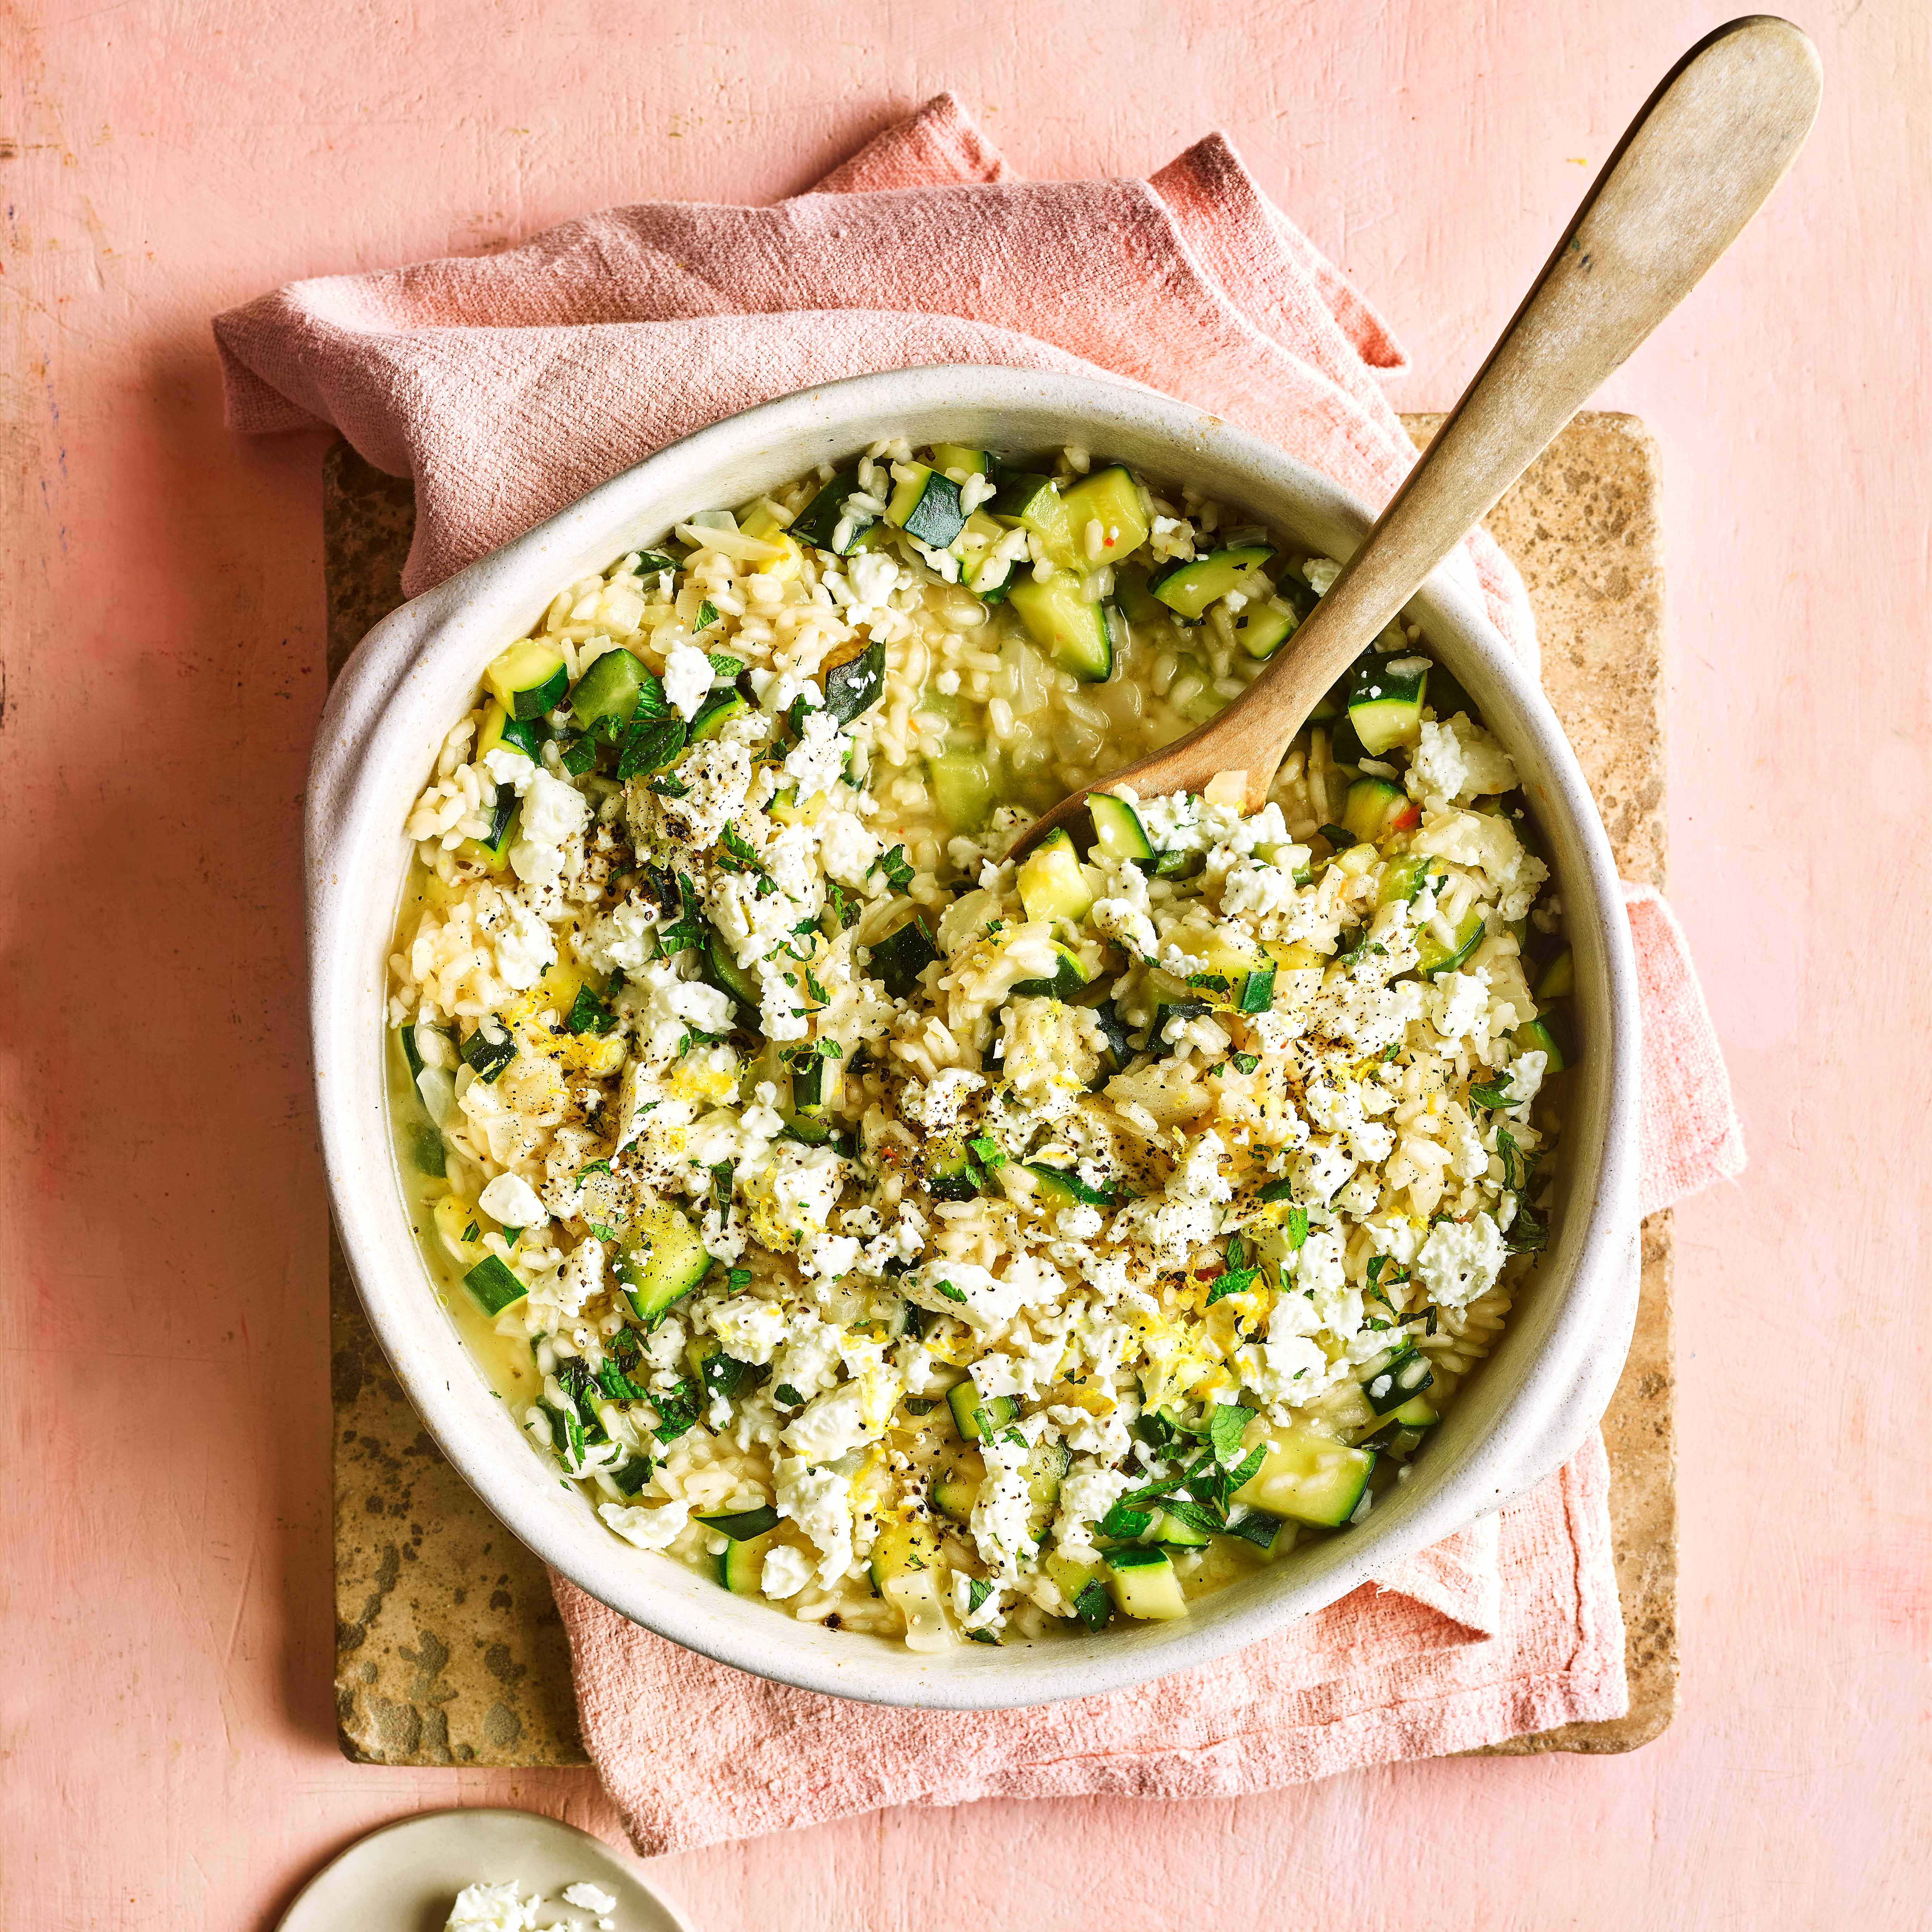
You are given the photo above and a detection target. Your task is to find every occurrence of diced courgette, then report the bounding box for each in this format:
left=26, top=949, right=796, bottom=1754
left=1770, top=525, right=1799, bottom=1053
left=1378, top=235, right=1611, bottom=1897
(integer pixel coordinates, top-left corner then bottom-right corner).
left=700, top=927, right=761, bottom=1025
left=929, top=750, right=993, bottom=833
left=1149, top=545, right=1274, bottom=620
left=691, top=691, right=750, bottom=742
left=476, top=700, right=541, bottom=764
left=931, top=1459, right=982, bottom=1525
left=1113, top=569, right=1167, bottom=625
left=569, top=646, right=645, bottom=730
left=791, top=466, right=874, bottom=554
left=1025, top=1438, right=1070, bottom=1515
left=1104, top=1546, right=1188, bottom=1621
left=717, top=1532, right=771, bottom=1594
left=1515, top=1015, right=1569, bottom=1073
left=1087, top=792, right=1155, bottom=868
left=1417, top=905, right=1487, bottom=978
left=697, top=1505, right=781, bottom=1540
left=1060, top=465, right=1151, bottom=565
left=1016, top=828, right=1094, bottom=924
left=1535, top=948, right=1575, bottom=1002
left=1007, top=570, right=1113, bottom=682
left=1044, top=1553, right=1114, bottom=1630
left=1026, top=1163, right=1119, bottom=1209
left=947, top=1381, right=1018, bottom=1442
left=869, top=1519, right=942, bottom=1591
left=1008, top=941, right=1094, bottom=1002
left=886, top=464, right=969, bottom=549
left=1341, top=775, right=1420, bottom=844
left=613, top=1204, right=711, bottom=1325
left=991, top=471, right=1078, bottom=569
left=1375, top=850, right=1435, bottom=907
left=457, top=783, right=519, bottom=873
left=931, top=443, right=991, bottom=477
left=1362, top=1346, right=1435, bottom=1416
left=866, top=911, right=940, bottom=998
left=463, top=1253, right=527, bottom=1317
left=1232, top=1419, right=1375, bottom=1528
left=1347, top=655, right=1429, bottom=754
left=485, top=640, right=570, bottom=720
left=923, top=1140, right=980, bottom=1202
left=1151, top=1507, right=1211, bottom=1549
left=1232, top=599, right=1298, bottom=659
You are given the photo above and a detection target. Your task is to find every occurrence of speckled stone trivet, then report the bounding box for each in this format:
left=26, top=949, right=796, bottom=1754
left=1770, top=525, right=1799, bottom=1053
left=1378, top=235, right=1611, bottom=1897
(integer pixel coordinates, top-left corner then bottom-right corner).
left=324, top=412, right=1676, bottom=1766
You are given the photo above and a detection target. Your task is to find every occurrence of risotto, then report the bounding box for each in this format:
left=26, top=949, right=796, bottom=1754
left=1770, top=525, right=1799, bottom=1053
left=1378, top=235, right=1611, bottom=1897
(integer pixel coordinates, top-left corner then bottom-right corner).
left=385, top=439, right=1577, bottom=1647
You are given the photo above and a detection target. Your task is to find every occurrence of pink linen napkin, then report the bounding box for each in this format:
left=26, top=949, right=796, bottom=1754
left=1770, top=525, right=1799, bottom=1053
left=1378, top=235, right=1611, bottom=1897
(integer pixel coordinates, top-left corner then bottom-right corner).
left=221, top=96, right=1742, bottom=1851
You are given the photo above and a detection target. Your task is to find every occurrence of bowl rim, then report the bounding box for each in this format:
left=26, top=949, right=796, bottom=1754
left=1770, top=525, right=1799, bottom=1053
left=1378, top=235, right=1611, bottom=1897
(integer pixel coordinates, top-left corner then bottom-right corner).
left=308, top=364, right=1642, bottom=1710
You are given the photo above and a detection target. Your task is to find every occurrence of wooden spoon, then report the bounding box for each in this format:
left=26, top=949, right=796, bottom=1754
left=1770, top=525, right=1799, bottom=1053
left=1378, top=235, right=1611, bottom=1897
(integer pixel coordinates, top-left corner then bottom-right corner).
left=1011, top=15, right=1820, bottom=855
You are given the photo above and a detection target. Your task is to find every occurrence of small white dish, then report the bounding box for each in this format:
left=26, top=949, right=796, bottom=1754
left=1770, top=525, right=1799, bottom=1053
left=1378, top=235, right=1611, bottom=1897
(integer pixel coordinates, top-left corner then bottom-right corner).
left=309, top=365, right=1641, bottom=1710
left=275, top=1808, right=693, bottom=1932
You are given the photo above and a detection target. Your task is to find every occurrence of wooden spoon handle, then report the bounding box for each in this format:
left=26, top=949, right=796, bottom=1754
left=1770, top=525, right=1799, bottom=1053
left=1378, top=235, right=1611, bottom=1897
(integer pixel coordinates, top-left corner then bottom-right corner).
left=1245, top=15, right=1822, bottom=767
left=1019, top=15, right=1820, bottom=844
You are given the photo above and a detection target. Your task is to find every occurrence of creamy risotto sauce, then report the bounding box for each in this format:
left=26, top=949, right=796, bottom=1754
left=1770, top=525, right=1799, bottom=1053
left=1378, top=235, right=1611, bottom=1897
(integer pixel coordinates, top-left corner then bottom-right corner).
left=385, top=440, right=1576, bottom=1646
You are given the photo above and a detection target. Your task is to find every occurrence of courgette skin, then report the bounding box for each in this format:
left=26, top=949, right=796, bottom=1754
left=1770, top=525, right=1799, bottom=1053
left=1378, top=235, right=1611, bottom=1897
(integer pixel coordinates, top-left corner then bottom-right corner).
left=947, top=1381, right=1018, bottom=1441
left=867, top=913, right=939, bottom=998
left=614, top=1205, right=711, bottom=1325
left=1104, top=1547, right=1188, bottom=1621
left=1149, top=546, right=1274, bottom=621
left=1088, top=792, right=1154, bottom=867
left=1007, top=571, right=1113, bottom=682
left=791, top=467, right=874, bottom=554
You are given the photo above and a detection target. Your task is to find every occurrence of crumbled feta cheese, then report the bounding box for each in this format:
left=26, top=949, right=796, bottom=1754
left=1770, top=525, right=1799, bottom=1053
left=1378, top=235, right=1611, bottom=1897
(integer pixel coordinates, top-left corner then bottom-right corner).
left=760, top=1542, right=815, bottom=1599
left=663, top=640, right=714, bottom=720
left=446, top=1881, right=543, bottom=1931
left=703, top=1294, right=788, bottom=1365
left=478, top=1171, right=546, bottom=1228
left=1415, top=1212, right=1508, bottom=1308
left=599, top=1498, right=690, bottom=1550
left=508, top=767, right=590, bottom=887
left=776, top=1458, right=854, bottom=1586
left=782, top=706, right=849, bottom=800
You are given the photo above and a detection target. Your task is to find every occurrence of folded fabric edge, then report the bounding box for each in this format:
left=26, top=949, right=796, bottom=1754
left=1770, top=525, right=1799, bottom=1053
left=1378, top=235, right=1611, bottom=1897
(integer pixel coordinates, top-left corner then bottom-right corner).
left=1622, top=880, right=1747, bottom=1217
left=806, top=92, right=1010, bottom=194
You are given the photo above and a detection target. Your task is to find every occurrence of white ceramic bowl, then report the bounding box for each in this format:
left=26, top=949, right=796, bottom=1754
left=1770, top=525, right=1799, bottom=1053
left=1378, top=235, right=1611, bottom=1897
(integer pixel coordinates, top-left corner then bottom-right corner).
left=309, top=366, right=1641, bottom=1710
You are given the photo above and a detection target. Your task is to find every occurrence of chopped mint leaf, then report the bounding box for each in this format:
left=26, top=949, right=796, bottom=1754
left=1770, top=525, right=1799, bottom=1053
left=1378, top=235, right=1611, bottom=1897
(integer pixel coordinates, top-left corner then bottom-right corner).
left=1099, top=1501, right=1156, bottom=1541
left=1072, top=1578, right=1111, bottom=1630
left=707, top=650, right=743, bottom=677
left=562, top=984, right=617, bottom=1036
left=1469, top=1076, right=1515, bottom=1109
left=616, top=714, right=687, bottom=781
left=1232, top=1051, right=1261, bottom=1075
left=718, top=823, right=767, bottom=876
left=1205, top=1264, right=1261, bottom=1305
left=1208, top=1402, right=1256, bottom=1467
left=772, top=1383, right=805, bottom=1407
left=1285, top=1204, right=1309, bottom=1250
left=650, top=1378, right=701, bottom=1443
left=933, top=1278, right=967, bottom=1304
left=462, top=1220, right=480, bottom=1243
left=876, top=844, right=915, bottom=891
left=694, top=600, right=720, bottom=631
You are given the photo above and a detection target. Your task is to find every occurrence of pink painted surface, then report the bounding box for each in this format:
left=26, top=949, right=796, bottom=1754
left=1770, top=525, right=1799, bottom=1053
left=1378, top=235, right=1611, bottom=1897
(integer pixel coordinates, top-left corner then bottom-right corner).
left=0, top=3, right=1923, bottom=1926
